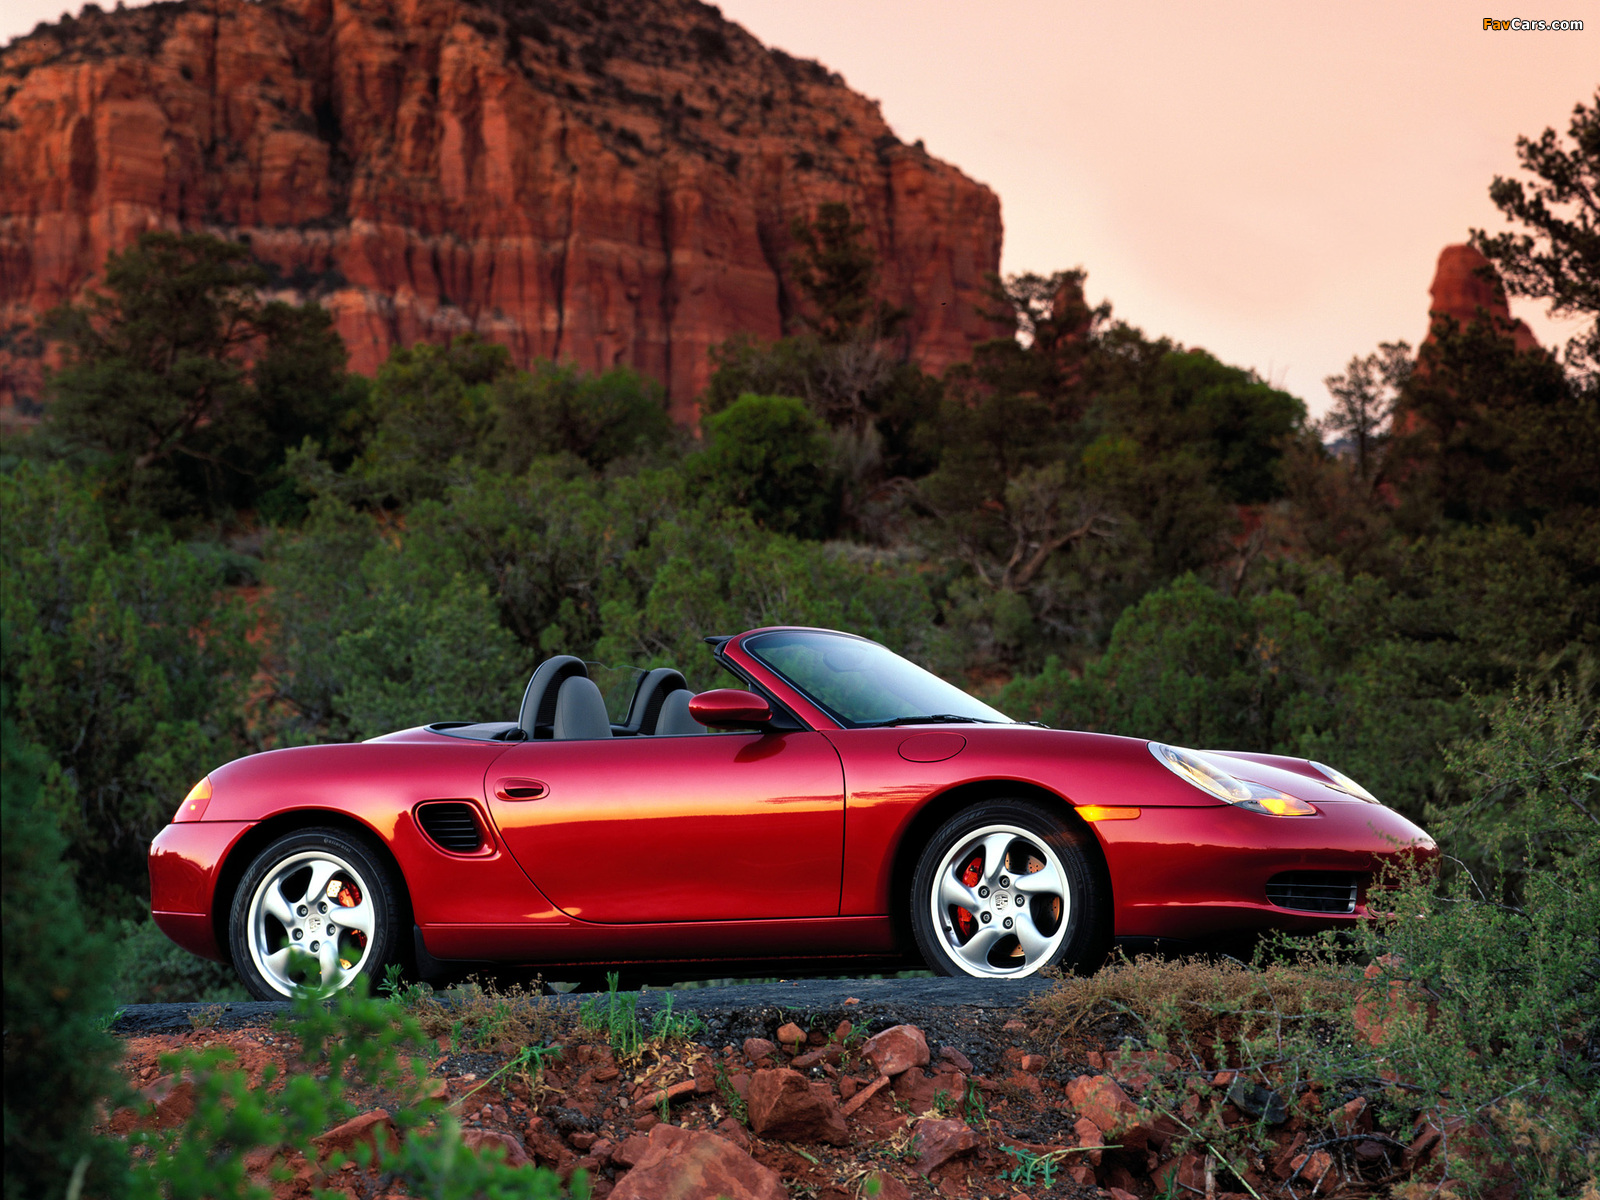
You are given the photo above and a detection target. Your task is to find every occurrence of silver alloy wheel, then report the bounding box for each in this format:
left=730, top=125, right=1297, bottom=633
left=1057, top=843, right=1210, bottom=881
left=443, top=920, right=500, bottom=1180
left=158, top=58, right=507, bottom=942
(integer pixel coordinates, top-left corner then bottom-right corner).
left=246, top=849, right=377, bottom=997
left=928, top=823, right=1070, bottom=978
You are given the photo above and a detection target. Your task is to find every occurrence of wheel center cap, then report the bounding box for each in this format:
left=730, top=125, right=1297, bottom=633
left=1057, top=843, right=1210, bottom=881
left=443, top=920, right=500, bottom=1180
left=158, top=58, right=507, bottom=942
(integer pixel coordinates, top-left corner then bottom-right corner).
left=306, top=914, right=322, bottom=934
left=994, top=893, right=1009, bottom=909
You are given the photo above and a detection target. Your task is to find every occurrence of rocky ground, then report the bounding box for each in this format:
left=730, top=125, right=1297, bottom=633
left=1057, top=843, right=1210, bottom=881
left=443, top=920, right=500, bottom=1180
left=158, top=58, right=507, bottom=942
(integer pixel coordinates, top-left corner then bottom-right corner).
left=104, top=977, right=1432, bottom=1200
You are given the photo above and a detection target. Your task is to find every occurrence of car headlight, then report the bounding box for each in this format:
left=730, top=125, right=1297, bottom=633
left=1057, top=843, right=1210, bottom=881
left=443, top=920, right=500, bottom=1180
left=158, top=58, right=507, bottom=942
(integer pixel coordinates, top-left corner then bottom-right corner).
left=1309, top=761, right=1378, bottom=802
left=1148, top=743, right=1316, bottom=816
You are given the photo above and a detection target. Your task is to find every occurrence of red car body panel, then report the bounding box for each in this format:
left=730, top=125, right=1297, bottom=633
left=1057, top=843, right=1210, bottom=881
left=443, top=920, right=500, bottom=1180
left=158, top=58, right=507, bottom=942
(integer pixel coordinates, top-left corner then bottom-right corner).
left=149, top=626, right=1438, bottom=974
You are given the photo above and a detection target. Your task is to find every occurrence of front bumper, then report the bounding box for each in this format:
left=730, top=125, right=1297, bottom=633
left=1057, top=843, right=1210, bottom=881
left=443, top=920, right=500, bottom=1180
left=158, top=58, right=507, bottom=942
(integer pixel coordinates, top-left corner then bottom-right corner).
left=149, top=821, right=253, bottom=962
left=1095, top=798, right=1435, bottom=939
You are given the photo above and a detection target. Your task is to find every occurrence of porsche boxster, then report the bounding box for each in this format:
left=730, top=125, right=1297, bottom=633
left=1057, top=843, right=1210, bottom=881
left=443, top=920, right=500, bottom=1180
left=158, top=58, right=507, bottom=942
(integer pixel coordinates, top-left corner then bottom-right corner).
left=149, top=626, right=1436, bottom=999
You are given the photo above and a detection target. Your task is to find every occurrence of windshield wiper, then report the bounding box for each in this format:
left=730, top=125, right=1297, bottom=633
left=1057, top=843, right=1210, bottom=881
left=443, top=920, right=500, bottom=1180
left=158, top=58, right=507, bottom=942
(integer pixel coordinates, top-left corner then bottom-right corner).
left=858, top=714, right=996, bottom=728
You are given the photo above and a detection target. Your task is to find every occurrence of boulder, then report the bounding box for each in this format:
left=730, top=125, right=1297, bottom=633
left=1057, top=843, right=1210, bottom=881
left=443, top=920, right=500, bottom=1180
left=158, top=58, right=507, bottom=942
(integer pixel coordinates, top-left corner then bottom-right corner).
left=746, top=1068, right=849, bottom=1145
left=1065, top=1075, right=1147, bottom=1152
left=461, top=1129, right=530, bottom=1168
left=913, top=1118, right=980, bottom=1174
left=609, top=1124, right=787, bottom=1200
left=862, top=1025, right=929, bottom=1077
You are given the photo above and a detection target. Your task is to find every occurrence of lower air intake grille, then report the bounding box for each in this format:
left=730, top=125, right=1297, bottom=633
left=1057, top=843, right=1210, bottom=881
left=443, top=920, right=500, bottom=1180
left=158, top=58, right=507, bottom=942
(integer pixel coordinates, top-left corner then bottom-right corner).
left=1266, top=871, right=1359, bottom=914
left=418, top=803, right=484, bottom=853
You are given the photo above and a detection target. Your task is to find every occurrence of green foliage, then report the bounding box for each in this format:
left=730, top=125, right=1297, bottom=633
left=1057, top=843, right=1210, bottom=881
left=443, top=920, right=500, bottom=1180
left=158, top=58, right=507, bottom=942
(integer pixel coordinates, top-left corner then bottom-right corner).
left=788, top=201, right=899, bottom=343
left=0, top=464, right=259, bottom=915
left=341, top=335, right=512, bottom=508
left=575, top=975, right=703, bottom=1061
left=114, top=916, right=247, bottom=1004
left=265, top=496, right=530, bottom=741
left=124, top=981, right=584, bottom=1200
left=487, top=360, right=675, bottom=474
left=36, top=230, right=355, bottom=529
left=1472, top=88, right=1600, bottom=374
left=2, top=716, right=128, bottom=1200
left=692, top=393, right=834, bottom=537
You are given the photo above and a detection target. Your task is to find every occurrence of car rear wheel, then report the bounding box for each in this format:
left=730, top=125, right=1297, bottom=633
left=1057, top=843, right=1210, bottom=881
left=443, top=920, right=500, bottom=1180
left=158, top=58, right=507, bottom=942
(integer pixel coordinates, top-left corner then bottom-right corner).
left=228, top=827, right=407, bottom=1000
left=910, top=800, right=1107, bottom=979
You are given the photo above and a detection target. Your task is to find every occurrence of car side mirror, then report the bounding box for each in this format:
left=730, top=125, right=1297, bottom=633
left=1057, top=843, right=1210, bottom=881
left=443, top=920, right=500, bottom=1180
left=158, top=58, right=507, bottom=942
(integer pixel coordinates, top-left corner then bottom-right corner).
left=688, top=688, right=772, bottom=728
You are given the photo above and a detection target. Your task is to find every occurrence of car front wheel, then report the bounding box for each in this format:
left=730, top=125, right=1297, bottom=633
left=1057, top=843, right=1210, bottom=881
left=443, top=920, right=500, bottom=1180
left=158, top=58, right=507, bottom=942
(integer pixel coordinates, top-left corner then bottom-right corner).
left=228, top=827, right=406, bottom=1000
left=910, top=800, right=1107, bottom=978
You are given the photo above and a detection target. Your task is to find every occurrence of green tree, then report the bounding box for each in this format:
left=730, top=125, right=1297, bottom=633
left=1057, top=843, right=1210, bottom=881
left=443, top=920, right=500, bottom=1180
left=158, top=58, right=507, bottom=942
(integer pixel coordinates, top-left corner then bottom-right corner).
left=691, top=394, right=835, bottom=538
left=2, top=718, right=127, bottom=1200
left=341, top=335, right=513, bottom=508
left=788, top=202, right=902, bottom=343
left=38, top=231, right=355, bottom=528
left=1472, top=89, right=1600, bottom=375
left=486, top=360, right=675, bottom=474
left=265, top=495, right=530, bottom=742
left=0, top=464, right=259, bottom=915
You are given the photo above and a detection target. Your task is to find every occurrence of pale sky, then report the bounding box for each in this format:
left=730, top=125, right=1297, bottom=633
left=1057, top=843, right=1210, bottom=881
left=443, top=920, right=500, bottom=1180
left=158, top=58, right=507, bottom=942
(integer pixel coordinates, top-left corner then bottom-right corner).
left=5, top=0, right=1596, bottom=413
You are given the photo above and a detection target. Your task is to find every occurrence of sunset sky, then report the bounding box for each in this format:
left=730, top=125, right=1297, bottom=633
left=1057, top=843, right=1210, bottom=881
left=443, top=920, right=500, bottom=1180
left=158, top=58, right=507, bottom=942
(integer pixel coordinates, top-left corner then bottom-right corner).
left=4, top=0, right=1595, bottom=414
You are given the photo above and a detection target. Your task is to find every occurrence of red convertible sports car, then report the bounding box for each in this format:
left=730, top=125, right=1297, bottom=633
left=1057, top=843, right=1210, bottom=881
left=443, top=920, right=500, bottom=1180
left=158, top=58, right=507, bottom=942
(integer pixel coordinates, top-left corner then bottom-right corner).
left=150, top=626, right=1436, bottom=999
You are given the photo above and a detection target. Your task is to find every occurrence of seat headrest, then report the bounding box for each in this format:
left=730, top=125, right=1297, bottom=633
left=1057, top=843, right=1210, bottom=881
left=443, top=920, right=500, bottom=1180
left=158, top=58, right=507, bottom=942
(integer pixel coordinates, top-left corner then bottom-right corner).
left=552, top=675, right=613, bottom=740
left=518, top=655, right=588, bottom=738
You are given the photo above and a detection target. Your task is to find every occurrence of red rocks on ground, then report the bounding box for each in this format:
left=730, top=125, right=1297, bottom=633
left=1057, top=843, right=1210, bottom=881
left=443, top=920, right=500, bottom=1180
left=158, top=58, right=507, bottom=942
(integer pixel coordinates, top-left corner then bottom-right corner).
left=861, top=1024, right=929, bottom=1077
left=912, top=1118, right=980, bottom=1174
left=745, top=1068, right=849, bottom=1146
left=608, top=1124, right=787, bottom=1200
left=461, top=1128, right=530, bottom=1168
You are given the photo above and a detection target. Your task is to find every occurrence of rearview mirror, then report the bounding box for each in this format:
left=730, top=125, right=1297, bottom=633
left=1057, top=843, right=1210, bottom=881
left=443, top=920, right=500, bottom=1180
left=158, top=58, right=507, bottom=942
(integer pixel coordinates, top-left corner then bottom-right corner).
left=688, top=688, right=772, bottom=728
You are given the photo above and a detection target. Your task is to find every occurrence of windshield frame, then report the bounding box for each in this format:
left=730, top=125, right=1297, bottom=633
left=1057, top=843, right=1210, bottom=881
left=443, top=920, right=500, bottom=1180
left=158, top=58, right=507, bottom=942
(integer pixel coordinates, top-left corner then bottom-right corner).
left=739, top=629, right=1012, bottom=730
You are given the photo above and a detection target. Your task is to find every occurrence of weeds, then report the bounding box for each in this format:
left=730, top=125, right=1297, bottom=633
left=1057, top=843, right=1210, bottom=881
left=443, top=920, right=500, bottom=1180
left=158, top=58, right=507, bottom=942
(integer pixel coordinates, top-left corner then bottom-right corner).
left=714, top=1061, right=749, bottom=1124
left=186, top=1003, right=226, bottom=1031
left=577, top=975, right=703, bottom=1060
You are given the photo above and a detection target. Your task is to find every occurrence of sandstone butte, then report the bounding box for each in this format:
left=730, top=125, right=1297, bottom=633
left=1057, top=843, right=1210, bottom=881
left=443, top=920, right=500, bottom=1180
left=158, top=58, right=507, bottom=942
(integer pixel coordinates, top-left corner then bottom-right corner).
left=0, top=0, right=1009, bottom=424
left=1424, top=243, right=1538, bottom=353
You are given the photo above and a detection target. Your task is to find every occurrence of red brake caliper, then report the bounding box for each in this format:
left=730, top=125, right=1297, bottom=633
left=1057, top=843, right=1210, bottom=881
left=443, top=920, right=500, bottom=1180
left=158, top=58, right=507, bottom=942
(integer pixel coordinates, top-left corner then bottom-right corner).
left=336, top=883, right=367, bottom=952
left=954, top=854, right=983, bottom=939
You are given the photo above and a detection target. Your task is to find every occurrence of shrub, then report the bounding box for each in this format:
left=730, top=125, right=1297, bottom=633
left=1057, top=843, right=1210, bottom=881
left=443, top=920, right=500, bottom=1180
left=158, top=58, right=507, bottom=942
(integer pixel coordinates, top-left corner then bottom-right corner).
left=2, top=717, right=127, bottom=1200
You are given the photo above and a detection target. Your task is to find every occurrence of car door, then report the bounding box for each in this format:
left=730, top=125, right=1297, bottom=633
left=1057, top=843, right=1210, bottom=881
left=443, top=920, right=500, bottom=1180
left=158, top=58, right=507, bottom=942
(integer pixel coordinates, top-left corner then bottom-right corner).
left=486, top=730, right=845, bottom=923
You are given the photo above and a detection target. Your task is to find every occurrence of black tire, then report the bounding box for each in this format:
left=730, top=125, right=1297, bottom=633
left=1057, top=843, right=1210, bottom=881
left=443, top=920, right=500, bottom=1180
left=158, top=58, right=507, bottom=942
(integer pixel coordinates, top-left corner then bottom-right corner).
left=227, top=826, right=408, bottom=1000
left=909, top=799, right=1108, bottom=978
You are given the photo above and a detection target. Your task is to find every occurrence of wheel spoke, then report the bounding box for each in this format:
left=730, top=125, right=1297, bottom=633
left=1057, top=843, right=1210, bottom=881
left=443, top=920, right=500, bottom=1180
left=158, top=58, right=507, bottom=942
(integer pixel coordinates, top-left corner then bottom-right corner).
left=978, top=832, right=1015, bottom=886
left=261, top=880, right=296, bottom=926
left=335, top=895, right=376, bottom=936
left=951, top=924, right=1003, bottom=971
left=1013, top=859, right=1064, bottom=897
left=303, top=860, right=340, bottom=906
left=938, top=871, right=982, bottom=917
left=262, top=947, right=292, bottom=980
left=1013, top=906, right=1055, bottom=963
left=316, top=937, right=341, bottom=984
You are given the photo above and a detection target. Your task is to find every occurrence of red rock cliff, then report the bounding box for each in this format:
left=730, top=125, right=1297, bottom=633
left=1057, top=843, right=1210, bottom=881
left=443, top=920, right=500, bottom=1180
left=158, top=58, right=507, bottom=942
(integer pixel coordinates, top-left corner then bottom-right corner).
left=0, top=0, right=1006, bottom=421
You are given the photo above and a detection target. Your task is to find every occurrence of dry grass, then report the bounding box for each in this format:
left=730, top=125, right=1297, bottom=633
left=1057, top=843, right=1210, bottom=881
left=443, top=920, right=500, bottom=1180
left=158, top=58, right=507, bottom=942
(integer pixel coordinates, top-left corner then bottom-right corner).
left=394, top=977, right=569, bottom=1052
left=1033, top=953, right=1352, bottom=1063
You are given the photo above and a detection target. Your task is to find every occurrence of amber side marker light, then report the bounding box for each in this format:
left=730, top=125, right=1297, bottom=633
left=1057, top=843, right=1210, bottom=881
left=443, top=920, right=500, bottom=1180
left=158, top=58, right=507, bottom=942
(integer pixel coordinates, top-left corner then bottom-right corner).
left=176, top=776, right=212, bottom=822
left=1253, top=796, right=1316, bottom=817
left=1078, top=805, right=1141, bottom=822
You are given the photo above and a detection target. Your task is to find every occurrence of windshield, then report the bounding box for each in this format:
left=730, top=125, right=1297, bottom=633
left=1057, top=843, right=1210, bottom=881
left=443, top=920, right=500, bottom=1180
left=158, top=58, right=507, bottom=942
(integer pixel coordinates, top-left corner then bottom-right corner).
left=743, top=630, right=1012, bottom=728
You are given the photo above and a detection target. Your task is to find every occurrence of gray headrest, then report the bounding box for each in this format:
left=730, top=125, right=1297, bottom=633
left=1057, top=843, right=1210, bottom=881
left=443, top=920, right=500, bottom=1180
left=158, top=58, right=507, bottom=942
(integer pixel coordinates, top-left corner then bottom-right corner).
left=624, top=668, right=690, bottom=735
left=654, top=689, right=707, bottom=736
left=552, top=676, right=613, bottom=740
left=519, top=655, right=587, bottom=738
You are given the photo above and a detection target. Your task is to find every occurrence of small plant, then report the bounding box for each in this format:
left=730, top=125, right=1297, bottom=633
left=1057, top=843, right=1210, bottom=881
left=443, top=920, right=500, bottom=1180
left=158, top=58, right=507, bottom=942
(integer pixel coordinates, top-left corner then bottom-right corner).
left=961, top=1078, right=988, bottom=1126
left=930, top=1088, right=956, bottom=1117
left=999, top=1145, right=1065, bottom=1189
left=577, top=973, right=645, bottom=1059
left=649, top=992, right=703, bottom=1041
left=715, top=1061, right=749, bottom=1124
left=187, top=1003, right=227, bottom=1031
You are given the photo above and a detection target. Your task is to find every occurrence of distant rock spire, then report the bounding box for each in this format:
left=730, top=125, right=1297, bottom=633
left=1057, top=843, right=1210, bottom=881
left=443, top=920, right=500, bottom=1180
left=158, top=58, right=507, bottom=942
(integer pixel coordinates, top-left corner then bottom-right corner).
left=1424, top=244, right=1538, bottom=352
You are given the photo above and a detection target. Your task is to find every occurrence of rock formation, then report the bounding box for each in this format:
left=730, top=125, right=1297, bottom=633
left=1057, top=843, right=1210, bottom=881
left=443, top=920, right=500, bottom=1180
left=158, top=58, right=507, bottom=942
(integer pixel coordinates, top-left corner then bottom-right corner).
left=0, top=0, right=1007, bottom=422
left=1425, top=244, right=1537, bottom=352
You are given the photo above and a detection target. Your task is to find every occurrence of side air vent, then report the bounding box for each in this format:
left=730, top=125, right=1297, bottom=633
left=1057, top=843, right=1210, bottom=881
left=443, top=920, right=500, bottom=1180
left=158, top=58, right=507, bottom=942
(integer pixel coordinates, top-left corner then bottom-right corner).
left=417, top=803, right=485, bottom=854
left=1266, top=871, right=1359, bottom=914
